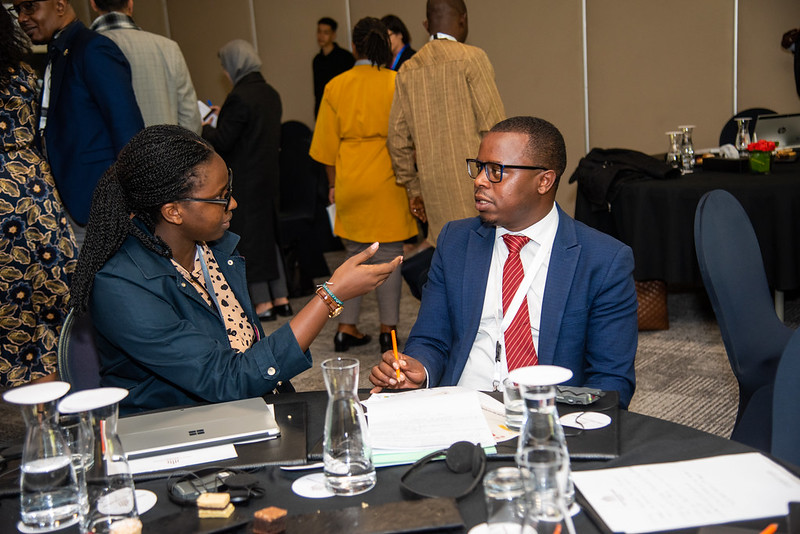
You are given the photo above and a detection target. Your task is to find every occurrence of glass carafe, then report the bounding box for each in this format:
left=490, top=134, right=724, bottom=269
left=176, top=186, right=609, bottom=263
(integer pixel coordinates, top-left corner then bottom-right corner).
left=509, top=366, right=575, bottom=509
left=734, top=117, right=752, bottom=157
left=517, top=445, right=575, bottom=534
left=665, top=131, right=682, bottom=168
left=3, top=381, right=81, bottom=531
left=678, top=125, right=695, bottom=174
left=321, top=357, right=376, bottom=495
left=59, top=388, right=139, bottom=533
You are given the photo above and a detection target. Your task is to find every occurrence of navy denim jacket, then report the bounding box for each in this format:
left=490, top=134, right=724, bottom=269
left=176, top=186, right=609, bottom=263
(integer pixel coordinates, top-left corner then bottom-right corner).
left=91, top=228, right=311, bottom=414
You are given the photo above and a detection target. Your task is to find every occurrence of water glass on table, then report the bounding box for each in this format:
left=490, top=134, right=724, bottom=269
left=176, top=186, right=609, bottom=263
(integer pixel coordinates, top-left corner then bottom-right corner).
left=502, top=378, right=524, bottom=430
left=483, top=467, right=526, bottom=533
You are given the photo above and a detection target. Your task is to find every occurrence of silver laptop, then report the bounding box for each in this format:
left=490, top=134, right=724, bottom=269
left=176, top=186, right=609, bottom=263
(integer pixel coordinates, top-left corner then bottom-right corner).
left=753, top=113, right=800, bottom=149
left=118, top=397, right=280, bottom=459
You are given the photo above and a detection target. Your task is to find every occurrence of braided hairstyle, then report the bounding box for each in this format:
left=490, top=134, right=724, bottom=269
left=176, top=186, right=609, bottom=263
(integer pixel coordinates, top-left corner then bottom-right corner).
left=352, top=17, right=391, bottom=68
left=70, top=125, right=215, bottom=315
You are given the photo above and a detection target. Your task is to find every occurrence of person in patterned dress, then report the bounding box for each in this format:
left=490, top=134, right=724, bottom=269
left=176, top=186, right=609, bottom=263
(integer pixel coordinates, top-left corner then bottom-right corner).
left=0, top=6, right=77, bottom=386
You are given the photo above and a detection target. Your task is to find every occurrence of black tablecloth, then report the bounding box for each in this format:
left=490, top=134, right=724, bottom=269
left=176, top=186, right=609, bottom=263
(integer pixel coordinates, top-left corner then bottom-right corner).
left=575, top=160, right=800, bottom=290
left=0, top=391, right=792, bottom=533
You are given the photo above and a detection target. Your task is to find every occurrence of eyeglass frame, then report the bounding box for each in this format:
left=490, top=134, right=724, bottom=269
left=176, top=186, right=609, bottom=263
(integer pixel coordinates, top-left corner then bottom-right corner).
left=10, top=0, right=48, bottom=16
left=175, top=168, right=233, bottom=210
left=466, top=158, right=550, bottom=184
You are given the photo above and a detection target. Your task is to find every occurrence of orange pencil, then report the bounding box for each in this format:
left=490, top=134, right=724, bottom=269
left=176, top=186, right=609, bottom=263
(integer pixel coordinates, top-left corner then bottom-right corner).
left=758, top=524, right=778, bottom=534
left=391, top=329, right=401, bottom=380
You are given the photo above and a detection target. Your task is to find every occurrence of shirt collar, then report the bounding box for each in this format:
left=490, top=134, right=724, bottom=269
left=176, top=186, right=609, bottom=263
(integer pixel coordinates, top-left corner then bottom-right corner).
left=496, top=203, right=559, bottom=248
left=353, top=59, right=372, bottom=66
left=430, top=32, right=457, bottom=42
left=90, top=12, right=139, bottom=32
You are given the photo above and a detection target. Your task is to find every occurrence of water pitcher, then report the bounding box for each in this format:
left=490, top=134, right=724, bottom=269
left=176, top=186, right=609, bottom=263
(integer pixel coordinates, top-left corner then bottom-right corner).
left=321, top=357, right=376, bottom=495
left=3, top=381, right=81, bottom=531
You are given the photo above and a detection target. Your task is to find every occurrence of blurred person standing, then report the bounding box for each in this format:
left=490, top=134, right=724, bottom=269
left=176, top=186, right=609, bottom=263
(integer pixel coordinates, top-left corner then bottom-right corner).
left=781, top=27, right=800, bottom=98
left=90, top=0, right=202, bottom=133
left=388, top=0, right=504, bottom=296
left=203, top=40, right=291, bottom=321
left=313, top=16, right=354, bottom=117
left=11, top=0, right=144, bottom=247
left=310, top=17, right=418, bottom=355
left=381, top=14, right=415, bottom=71
left=0, top=5, right=77, bottom=386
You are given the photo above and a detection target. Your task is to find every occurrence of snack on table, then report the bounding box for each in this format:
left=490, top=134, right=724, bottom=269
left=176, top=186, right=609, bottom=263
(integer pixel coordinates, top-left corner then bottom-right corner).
left=198, top=503, right=235, bottom=519
left=196, top=492, right=231, bottom=509
left=197, top=492, right=235, bottom=519
left=252, top=506, right=288, bottom=534
left=109, top=517, right=143, bottom=534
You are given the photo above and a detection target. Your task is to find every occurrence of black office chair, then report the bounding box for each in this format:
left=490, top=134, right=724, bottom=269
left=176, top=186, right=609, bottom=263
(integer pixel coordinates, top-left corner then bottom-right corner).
left=718, top=107, right=777, bottom=146
left=694, top=190, right=793, bottom=451
left=772, top=328, right=800, bottom=466
left=56, top=308, right=102, bottom=391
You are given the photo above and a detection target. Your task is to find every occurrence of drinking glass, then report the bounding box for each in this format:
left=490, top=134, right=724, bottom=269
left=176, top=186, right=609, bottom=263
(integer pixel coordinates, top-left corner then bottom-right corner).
left=322, top=357, right=376, bottom=495
left=502, top=378, right=523, bottom=430
left=483, top=467, right=526, bottom=533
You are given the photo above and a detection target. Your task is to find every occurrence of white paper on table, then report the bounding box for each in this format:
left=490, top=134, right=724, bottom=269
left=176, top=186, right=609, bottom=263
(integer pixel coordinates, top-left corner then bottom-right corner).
left=127, top=443, right=238, bottom=475
left=365, top=387, right=496, bottom=451
left=572, top=452, right=800, bottom=533
left=477, top=391, right=518, bottom=443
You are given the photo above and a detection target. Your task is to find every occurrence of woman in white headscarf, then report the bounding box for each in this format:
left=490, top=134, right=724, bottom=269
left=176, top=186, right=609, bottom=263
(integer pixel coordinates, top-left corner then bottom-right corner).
left=203, top=40, right=292, bottom=321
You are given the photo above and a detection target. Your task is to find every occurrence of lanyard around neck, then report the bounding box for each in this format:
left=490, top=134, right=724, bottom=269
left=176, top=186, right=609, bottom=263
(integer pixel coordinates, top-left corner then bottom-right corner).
left=196, top=244, right=224, bottom=321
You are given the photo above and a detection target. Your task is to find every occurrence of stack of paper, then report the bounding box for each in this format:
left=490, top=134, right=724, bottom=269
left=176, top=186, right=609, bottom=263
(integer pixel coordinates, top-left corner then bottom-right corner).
left=364, top=387, right=497, bottom=467
left=573, top=452, right=800, bottom=533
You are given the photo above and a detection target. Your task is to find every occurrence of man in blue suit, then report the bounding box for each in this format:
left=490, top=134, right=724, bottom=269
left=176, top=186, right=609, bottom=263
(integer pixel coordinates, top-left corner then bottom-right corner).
left=13, top=0, right=144, bottom=244
left=370, top=116, right=638, bottom=407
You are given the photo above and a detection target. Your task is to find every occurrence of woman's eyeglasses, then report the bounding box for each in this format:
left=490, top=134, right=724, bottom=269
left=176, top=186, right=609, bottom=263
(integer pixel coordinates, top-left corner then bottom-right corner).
left=176, top=168, right=233, bottom=210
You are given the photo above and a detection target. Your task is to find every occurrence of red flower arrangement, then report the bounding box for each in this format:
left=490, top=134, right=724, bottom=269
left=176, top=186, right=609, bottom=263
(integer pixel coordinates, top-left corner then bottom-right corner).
left=747, top=140, right=776, bottom=152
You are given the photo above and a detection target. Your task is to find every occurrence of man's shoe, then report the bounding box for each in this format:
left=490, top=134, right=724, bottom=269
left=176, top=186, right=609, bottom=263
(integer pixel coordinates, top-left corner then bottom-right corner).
left=274, top=303, right=293, bottom=317
left=334, top=332, right=372, bottom=352
left=379, top=333, right=394, bottom=354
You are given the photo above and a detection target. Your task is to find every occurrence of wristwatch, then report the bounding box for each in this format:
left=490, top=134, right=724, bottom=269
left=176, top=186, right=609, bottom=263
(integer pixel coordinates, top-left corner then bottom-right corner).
left=316, top=286, right=343, bottom=318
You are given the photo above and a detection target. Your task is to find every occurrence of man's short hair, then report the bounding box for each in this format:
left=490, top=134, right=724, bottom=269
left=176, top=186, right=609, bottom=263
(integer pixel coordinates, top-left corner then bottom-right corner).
left=93, top=0, right=127, bottom=12
left=490, top=116, right=567, bottom=187
left=426, top=0, right=467, bottom=22
left=318, top=17, right=338, bottom=32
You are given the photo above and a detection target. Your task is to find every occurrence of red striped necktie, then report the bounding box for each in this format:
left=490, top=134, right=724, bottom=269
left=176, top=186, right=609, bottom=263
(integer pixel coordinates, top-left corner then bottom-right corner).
left=502, top=234, right=538, bottom=370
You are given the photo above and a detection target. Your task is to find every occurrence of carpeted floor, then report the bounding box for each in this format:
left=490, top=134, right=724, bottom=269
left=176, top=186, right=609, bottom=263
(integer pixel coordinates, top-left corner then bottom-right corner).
left=1, top=250, right=796, bottom=448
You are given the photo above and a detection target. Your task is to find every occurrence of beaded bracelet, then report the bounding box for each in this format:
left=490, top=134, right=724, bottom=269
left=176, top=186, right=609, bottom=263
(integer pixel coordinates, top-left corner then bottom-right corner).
left=320, top=282, right=343, bottom=306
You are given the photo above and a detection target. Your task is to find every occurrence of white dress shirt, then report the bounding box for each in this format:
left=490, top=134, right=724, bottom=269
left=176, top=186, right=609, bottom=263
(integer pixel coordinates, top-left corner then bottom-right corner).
left=458, top=204, right=559, bottom=390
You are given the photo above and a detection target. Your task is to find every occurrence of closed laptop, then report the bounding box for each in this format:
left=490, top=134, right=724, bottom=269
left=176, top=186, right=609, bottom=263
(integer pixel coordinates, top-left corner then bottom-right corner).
left=118, top=397, right=280, bottom=459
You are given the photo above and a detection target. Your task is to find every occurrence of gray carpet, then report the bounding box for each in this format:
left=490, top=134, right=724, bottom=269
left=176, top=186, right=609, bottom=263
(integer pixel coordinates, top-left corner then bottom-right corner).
left=1, top=249, right=796, bottom=448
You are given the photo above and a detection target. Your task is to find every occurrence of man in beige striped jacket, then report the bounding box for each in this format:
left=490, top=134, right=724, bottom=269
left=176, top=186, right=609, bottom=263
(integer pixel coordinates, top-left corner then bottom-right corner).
left=388, top=0, right=505, bottom=253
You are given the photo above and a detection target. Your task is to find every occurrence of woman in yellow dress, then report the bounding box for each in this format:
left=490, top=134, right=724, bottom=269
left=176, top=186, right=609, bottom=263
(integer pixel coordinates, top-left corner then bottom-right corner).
left=310, top=17, right=417, bottom=355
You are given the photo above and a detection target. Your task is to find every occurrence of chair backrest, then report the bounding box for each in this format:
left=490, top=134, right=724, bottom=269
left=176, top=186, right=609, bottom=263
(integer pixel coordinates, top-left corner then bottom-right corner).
left=718, top=107, right=777, bottom=146
left=694, top=190, right=792, bottom=415
left=772, top=328, right=800, bottom=466
left=57, top=309, right=102, bottom=391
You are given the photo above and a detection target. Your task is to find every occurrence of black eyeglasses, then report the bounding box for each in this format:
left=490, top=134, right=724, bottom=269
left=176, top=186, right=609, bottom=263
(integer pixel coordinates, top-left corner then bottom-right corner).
left=176, top=168, right=233, bottom=210
left=11, top=0, right=48, bottom=16
left=466, top=158, right=550, bottom=184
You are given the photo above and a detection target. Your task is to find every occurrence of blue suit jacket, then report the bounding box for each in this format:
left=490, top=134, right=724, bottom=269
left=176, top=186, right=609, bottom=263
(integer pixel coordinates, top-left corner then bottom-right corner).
left=43, top=21, right=143, bottom=225
left=405, top=206, right=638, bottom=407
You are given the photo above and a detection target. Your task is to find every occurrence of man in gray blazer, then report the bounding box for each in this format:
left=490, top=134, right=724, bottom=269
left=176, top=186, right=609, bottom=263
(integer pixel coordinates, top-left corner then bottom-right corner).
left=90, top=0, right=201, bottom=133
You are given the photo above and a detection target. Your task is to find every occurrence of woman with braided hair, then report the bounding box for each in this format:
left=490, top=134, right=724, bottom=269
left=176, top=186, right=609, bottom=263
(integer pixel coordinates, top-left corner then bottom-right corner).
left=71, top=125, right=401, bottom=414
left=310, top=17, right=417, bottom=356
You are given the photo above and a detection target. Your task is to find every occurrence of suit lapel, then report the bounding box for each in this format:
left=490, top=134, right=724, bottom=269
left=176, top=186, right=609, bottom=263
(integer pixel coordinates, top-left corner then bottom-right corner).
left=538, top=207, right=580, bottom=363
left=462, top=223, right=494, bottom=343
